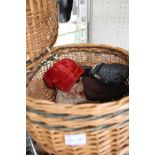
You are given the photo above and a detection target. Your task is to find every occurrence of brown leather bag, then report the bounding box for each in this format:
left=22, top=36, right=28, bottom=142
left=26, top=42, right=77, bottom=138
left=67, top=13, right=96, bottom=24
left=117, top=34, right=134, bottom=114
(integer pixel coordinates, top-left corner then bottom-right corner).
left=82, top=77, right=129, bottom=102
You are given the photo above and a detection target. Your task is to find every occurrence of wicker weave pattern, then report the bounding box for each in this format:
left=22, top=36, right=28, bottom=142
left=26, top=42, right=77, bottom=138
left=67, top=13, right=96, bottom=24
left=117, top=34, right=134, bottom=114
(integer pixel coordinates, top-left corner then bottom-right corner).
left=27, top=44, right=128, bottom=86
left=27, top=119, right=128, bottom=155
left=26, top=0, right=58, bottom=66
left=27, top=44, right=129, bottom=155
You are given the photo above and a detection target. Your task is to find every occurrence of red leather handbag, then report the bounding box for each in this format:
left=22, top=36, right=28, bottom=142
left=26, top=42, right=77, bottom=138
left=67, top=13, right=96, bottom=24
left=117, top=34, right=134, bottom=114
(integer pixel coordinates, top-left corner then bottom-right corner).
left=43, top=58, right=84, bottom=92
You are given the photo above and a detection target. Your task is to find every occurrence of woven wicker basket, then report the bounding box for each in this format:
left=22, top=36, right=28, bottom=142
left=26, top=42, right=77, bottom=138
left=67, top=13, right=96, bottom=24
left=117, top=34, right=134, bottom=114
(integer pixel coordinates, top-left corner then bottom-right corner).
left=26, top=0, right=129, bottom=155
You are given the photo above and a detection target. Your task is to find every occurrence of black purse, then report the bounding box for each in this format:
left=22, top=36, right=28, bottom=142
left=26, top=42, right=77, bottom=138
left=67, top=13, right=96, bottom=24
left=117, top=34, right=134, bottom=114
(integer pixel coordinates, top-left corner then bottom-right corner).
left=90, top=63, right=129, bottom=85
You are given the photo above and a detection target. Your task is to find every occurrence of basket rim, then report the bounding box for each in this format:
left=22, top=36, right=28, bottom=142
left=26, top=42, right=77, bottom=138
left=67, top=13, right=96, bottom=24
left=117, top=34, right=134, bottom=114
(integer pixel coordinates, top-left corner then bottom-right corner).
left=52, top=43, right=129, bottom=55
left=26, top=43, right=129, bottom=70
left=27, top=95, right=129, bottom=109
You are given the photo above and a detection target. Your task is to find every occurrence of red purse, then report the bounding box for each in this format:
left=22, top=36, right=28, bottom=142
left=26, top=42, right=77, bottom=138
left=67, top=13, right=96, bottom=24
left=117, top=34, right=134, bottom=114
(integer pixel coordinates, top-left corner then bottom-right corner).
left=43, top=58, right=84, bottom=92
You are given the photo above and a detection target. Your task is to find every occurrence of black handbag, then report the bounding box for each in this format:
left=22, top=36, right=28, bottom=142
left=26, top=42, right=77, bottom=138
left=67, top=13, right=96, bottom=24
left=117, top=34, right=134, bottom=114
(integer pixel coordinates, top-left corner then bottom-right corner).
left=90, top=63, right=129, bottom=85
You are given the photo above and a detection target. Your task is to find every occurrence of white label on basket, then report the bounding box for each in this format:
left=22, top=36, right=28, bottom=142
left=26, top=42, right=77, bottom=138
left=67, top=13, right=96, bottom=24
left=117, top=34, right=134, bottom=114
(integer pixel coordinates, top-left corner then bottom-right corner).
left=64, top=134, right=86, bottom=146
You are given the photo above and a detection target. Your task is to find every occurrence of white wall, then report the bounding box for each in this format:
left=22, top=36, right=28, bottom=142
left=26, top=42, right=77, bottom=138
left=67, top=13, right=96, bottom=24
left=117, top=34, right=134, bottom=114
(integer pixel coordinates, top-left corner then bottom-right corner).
left=88, top=0, right=129, bottom=50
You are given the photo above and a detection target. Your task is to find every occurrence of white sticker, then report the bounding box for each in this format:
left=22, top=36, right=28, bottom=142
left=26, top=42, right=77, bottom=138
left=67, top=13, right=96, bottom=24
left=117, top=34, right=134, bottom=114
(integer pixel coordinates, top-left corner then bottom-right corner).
left=64, top=134, right=86, bottom=146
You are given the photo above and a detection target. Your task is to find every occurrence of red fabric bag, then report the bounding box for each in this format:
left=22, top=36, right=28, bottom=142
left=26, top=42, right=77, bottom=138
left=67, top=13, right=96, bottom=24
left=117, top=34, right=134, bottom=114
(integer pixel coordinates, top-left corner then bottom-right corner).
left=43, top=58, right=84, bottom=92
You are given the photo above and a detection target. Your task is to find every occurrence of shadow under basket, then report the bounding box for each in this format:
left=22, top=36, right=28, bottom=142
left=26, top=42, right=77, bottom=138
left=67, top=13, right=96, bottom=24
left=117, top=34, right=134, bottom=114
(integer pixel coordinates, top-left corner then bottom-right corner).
left=27, top=44, right=129, bottom=155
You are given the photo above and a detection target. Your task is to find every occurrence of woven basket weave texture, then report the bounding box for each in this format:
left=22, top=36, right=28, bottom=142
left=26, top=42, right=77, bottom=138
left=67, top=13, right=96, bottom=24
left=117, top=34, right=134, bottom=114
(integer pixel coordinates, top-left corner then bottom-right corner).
left=26, top=0, right=129, bottom=155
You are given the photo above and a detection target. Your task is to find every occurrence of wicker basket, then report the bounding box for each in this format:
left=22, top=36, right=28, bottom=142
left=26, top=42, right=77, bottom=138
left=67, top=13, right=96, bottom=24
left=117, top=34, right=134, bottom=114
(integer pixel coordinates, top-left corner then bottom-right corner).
left=26, top=1, right=129, bottom=155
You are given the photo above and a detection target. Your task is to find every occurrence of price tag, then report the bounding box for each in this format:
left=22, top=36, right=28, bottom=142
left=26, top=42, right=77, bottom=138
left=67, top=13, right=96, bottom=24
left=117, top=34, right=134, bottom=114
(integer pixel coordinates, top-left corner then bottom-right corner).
left=64, top=134, right=86, bottom=146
